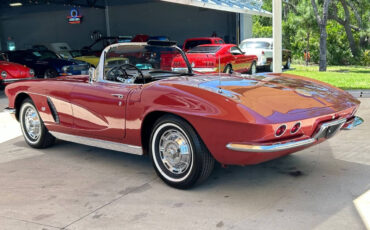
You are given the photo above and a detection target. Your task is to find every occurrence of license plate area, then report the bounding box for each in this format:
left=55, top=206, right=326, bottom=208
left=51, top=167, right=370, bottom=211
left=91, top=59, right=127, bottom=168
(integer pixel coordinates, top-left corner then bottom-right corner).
left=313, top=118, right=346, bottom=140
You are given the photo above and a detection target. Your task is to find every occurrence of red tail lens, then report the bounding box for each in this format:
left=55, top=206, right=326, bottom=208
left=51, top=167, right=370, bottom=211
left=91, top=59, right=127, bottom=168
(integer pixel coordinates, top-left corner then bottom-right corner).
left=262, top=51, right=265, bottom=55
left=275, top=125, right=287, bottom=137
left=291, top=122, right=301, bottom=134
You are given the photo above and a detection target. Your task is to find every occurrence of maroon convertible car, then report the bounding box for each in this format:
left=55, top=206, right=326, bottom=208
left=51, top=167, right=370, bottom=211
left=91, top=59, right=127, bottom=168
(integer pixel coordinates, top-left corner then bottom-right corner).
left=4, top=41, right=363, bottom=189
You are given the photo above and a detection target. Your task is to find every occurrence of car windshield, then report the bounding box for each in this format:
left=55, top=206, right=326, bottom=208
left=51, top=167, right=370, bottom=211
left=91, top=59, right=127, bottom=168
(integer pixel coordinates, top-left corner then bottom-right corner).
left=240, top=41, right=270, bottom=49
left=185, top=40, right=212, bottom=50
left=188, top=46, right=221, bottom=53
left=70, top=50, right=82, bottom=58
left=0, top=53, right=7, bottom=61
left=103, top=44, right=190, bottom=83
left=31, top=50, right=59, bottom=60
left=89, top=38, right=119, bottom=50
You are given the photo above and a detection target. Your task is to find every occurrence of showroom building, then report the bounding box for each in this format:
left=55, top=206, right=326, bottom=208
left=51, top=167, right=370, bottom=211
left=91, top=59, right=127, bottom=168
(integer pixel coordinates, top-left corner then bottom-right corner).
left=0, top=0, right=271, bottom=51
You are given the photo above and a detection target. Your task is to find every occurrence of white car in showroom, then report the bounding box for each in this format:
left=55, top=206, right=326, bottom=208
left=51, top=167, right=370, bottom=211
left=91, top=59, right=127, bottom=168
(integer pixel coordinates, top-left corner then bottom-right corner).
left=239, top=38, right=292, bottom=71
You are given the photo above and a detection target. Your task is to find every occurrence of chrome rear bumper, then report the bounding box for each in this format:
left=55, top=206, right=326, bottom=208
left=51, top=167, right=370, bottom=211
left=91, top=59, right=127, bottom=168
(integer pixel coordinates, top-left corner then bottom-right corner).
left=226, top=138, right=315, bottom=153
left=342, top=116, right=364, bottom=130
left=226, top=116, right=363, bottom=153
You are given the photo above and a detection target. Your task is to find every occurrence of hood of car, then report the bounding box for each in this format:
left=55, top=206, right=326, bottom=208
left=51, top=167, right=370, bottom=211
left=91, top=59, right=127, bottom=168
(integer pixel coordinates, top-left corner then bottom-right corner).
left=161, top=73, right=359, bottom=122
left=0, top=61, right=31, bottom=78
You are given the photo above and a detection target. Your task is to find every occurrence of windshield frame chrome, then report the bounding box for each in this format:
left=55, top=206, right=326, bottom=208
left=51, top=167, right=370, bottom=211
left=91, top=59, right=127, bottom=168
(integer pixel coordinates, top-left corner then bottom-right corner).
left=96, top=42, right=193, bottom=84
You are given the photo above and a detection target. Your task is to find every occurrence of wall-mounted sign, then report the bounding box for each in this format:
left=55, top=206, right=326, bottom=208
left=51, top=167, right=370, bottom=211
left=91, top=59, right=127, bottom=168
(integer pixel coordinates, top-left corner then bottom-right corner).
left=67, top=8, right=83, bottom=24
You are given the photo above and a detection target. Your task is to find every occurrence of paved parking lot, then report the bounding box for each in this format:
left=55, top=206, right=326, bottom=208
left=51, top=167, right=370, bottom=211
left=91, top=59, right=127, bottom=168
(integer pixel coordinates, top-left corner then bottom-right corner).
left=0, top=90, right=369, bottom=230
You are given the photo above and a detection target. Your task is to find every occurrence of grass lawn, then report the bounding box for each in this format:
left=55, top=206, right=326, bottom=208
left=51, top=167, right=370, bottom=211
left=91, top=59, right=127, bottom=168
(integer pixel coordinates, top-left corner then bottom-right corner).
left=285, top=65, right=370, bottom=90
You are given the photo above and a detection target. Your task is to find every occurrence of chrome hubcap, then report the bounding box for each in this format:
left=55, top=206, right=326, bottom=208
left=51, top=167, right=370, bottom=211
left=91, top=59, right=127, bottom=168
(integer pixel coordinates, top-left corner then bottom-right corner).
left=252, top=64, right=256, bottom=74
left=159, top=129, right=191, bottom=174
left=24, top=107, right=41, bottom=140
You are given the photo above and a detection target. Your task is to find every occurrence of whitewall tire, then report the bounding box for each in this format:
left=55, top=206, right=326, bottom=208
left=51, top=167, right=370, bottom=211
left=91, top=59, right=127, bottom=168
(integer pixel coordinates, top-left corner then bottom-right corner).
left=150, top=115, right=215, bottom=189
left=20, top=98, right=55, bottom=148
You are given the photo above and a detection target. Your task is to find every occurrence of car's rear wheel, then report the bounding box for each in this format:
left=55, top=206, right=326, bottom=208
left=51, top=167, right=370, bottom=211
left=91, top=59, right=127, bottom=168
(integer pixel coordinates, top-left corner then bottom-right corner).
left=249, top=62, right=257, bottom=74
left=150, top=115, right=215, bottom=189
left=20, top=98, right=55, bottom=148
left=284, top=58, right=291, bottom=69
left=44, top=69, right=58, bottom=79
left=268, top=61, right=273, bottom=72
left=224, top=64, right=233, bottom=74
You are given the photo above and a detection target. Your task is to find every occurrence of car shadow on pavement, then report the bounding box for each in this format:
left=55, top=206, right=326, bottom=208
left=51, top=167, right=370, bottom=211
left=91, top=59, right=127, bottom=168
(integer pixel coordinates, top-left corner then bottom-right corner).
left=0, top=89, right=5, bottom=96
left=11, top=137, right=312, bottom=191
left=6, top=135, right=369, bottom=229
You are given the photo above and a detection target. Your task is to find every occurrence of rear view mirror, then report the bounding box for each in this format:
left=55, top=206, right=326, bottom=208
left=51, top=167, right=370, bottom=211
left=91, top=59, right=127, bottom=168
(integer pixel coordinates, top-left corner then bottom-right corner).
left=88, top=67, right=96, bottom=83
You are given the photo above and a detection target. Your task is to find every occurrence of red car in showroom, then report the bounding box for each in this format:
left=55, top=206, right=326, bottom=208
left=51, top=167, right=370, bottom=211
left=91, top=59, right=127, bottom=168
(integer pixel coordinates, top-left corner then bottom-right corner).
left=172, top=44, right=258, bottom=74
left=4, top=41, right=363, bottom=189
left=0, top=52, right=34, bottom=88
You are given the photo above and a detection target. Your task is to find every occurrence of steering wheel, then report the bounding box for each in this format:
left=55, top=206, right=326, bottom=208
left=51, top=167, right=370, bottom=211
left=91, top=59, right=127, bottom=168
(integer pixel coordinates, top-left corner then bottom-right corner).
left=106, top=64, right=144, bottom=83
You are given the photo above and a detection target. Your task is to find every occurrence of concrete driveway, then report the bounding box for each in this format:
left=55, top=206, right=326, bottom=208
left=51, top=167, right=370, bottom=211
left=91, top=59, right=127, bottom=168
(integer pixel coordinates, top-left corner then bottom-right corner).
left=0, top=90, right=369, bottom=230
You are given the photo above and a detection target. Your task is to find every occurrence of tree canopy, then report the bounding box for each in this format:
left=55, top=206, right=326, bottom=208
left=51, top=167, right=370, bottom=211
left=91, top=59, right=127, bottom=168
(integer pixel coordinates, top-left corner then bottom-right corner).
left=252, top=0, right=370, bottom=67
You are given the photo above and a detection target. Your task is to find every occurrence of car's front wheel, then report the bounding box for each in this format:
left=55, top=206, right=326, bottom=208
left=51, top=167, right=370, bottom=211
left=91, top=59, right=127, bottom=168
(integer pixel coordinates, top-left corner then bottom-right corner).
left=224, top=64, right=233, bottom=74
left=249, top=62, right=257, bottom=74
left=268, top=61, right=273, bottom=72
left=150, top=115, right=215, bottom=189
left=20, top=98, right=55, bottom=148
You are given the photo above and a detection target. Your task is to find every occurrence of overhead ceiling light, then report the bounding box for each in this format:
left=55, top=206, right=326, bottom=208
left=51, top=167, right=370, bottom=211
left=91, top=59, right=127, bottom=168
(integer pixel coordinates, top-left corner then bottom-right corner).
left=9, top=2, right=23, bottom=7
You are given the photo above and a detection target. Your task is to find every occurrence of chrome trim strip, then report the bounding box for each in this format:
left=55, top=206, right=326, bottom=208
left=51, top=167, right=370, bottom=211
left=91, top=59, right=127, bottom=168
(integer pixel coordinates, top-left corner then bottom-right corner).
left=2, top=77, right=35, bottom=83
left=343, top=116, right=364, bottom=130
left=50, top=131, right=143, bottom=155
left=3, top=107, right=16, bottom=114
left=172, top=67, right=218, bottom=73
left=226, top=138, right=315, bottom=153
left=46, top=97, right=60, bottom=124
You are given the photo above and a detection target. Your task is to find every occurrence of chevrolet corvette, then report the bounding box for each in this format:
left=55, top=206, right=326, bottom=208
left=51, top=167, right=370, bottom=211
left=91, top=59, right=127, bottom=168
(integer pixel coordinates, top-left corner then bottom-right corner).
left=4, top=41, right=363, bottom=189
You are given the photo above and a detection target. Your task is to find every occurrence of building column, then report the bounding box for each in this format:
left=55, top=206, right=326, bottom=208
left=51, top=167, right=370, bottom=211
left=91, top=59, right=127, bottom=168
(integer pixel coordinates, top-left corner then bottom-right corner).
left=273, top=0, right=282, bottom=73
left=239, top=13, right=252, bottom=44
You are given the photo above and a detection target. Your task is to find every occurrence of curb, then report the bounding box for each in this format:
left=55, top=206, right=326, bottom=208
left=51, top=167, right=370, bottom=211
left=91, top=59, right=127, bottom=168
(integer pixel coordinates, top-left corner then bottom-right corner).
left=345, top=90, right=370, bottom=98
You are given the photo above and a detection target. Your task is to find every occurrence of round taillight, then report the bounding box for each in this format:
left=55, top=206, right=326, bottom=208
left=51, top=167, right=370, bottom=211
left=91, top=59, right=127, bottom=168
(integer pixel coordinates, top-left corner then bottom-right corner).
left=291, top=122, right=301, bottom=134
left=275, top=124, right=287, bottom=137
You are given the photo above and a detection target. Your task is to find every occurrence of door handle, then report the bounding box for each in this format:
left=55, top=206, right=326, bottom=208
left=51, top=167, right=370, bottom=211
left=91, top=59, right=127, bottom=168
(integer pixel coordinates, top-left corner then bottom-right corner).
left=111, top=94, right=124, bottom=99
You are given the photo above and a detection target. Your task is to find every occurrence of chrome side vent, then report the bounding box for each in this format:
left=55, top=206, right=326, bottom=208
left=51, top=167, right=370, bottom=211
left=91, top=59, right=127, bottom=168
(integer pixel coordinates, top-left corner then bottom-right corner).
left=47, top=97, right=60, bottom=124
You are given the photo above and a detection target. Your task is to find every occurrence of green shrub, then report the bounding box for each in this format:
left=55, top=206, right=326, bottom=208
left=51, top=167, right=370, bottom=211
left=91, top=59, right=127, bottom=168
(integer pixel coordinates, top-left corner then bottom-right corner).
left=361, top=50, right=370, bottom=66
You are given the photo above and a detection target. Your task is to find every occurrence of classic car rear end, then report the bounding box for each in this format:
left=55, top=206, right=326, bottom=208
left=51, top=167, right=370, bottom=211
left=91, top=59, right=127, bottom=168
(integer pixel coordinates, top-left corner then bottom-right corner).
left=142, top=73, right=362, bottom=166
left=182, top=37, right=225, bottom=52
left=172, top=44, right=257, bottom=74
